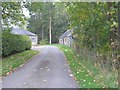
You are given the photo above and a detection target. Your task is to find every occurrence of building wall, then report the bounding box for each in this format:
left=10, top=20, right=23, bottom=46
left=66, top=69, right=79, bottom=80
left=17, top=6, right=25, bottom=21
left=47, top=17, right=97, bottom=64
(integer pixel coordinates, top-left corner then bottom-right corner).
left=59, top=36, right=72, bottom=47
left=59, top=39, right=64, bottom=44
left=29, top=35, right=38, bottom=45
left=64, top=37, right=71, bottom=47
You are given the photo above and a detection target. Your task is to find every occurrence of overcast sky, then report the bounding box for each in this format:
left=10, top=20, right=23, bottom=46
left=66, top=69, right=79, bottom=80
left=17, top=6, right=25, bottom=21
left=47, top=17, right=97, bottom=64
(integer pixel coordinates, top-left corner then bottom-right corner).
left=23, top=7, right=30, bottom=18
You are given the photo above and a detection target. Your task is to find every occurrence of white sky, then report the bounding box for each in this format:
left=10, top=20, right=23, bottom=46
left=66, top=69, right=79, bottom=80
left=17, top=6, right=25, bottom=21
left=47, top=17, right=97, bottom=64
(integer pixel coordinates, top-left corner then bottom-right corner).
left=23, top=8, right=30, bottom=18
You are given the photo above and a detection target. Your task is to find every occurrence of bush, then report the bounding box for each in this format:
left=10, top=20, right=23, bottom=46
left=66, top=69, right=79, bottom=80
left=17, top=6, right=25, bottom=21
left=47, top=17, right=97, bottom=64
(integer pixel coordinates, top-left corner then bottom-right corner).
left=39, top=39, right=49, bottom=45
left=2, top=32, right=32, bottom=57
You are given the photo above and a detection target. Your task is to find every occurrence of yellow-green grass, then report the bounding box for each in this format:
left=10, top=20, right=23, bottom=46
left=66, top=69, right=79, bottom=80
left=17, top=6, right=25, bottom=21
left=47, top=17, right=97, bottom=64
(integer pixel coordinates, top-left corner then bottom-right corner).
left=54, top=44, right=118, bottom=88
left=0, top=50, right=38, bottom=76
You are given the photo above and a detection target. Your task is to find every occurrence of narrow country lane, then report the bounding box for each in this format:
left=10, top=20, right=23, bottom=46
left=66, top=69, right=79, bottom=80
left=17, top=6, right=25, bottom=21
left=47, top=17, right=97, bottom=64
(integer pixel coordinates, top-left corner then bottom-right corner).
left=2, top=46, right=79, bottom=88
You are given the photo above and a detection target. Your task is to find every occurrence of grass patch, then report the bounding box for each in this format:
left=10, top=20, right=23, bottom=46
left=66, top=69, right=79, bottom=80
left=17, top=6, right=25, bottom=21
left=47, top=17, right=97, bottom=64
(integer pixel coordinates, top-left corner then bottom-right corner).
left=0, top=50, right=38, bottom=76
left=54, top=44, right=118, bottom=88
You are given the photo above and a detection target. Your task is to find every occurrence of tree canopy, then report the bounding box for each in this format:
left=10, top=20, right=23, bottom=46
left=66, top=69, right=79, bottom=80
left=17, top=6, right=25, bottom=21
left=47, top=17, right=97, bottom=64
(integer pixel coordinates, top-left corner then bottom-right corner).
left=1, top=2, right=26, bottom=27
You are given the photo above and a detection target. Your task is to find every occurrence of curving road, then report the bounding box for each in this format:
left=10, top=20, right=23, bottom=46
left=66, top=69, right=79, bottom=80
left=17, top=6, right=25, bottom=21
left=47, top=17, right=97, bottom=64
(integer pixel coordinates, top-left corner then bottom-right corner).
left=2, top=46, right=79, bottom=88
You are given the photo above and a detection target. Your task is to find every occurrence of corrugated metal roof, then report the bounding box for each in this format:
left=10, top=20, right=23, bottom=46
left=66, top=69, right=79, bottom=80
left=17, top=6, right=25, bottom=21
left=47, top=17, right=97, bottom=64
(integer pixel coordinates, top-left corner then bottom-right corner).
left=11, top=28, right=36, bottom=36
left=59, top=30, right=72, bottom=39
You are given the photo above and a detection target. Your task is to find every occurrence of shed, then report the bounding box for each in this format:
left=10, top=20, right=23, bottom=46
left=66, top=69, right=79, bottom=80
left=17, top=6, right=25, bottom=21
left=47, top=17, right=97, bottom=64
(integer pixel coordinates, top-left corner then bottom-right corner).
left=59, top=30, right=73, bottom=47
left=11, top=28, right=38, bottom=45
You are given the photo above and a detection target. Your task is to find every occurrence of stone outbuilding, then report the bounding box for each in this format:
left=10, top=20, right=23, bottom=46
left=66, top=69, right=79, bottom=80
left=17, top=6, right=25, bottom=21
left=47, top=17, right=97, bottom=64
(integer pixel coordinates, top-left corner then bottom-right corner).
left=59, top=29, right=73, bottom=47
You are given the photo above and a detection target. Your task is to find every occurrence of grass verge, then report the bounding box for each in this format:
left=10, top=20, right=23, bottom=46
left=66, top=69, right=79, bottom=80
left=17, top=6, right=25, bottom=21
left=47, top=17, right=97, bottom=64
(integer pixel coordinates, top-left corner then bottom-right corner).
left=54, top=44, right=118, bottom=88
left=0, top=50, right=38, bottom=76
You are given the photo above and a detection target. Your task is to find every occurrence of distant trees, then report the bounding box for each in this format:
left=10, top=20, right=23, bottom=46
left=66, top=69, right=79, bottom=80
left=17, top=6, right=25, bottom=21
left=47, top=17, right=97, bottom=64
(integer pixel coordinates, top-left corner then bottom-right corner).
left=26, top=2, right=69, bottom=43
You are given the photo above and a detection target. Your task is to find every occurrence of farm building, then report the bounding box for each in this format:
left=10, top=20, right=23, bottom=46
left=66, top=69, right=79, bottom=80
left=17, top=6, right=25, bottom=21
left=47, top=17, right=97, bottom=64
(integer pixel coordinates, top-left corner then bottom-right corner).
left=59, top=29, right=73, bottom=47
left=11, top=28, right=38, bottom=45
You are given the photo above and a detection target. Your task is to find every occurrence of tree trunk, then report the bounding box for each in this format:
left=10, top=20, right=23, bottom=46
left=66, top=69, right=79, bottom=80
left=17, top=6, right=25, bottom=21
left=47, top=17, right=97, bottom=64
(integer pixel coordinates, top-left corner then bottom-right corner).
left=0, top=2, right=2, bottom=58
left=117, top=2, right=120, bottom=79
left=118, top=2, right=120, bottom=51
left=42, top=26, right=44, bottom=40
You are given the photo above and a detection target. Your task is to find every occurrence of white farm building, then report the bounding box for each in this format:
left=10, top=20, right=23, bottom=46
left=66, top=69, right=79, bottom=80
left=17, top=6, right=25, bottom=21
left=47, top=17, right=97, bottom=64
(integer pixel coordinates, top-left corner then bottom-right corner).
left=59, top=30, right=73, bottom=47
left=11, top=28, right=38, bottom=45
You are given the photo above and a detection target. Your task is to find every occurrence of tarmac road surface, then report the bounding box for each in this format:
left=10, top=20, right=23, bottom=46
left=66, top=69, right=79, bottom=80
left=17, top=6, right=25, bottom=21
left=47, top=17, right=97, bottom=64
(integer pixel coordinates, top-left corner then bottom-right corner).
left=2, top=46, right=79, bottom=88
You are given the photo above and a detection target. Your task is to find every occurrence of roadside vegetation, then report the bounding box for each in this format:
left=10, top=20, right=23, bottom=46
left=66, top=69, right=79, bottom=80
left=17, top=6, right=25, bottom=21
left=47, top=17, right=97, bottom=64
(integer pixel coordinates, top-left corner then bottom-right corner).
left=55, top=44, right=118, bottom=88
left=0, top=50, right=38, bottom=76
left=2, top=30, right=32, bottom=57
left=39, top=39, right=49, bottom=45
left=1, top=29, right=38, bottom=77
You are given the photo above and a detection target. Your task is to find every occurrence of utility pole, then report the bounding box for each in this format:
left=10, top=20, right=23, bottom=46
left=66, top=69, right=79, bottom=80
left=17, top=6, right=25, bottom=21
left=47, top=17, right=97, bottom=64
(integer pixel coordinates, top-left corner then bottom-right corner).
left=49, top=16, right=52, bottom=44
left=49, top=3, right=52, bottom=45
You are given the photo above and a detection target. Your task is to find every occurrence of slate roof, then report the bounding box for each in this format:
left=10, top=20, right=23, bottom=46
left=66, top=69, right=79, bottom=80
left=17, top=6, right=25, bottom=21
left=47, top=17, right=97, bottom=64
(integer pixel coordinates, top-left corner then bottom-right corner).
left=11, top=28, right=36, bottom=36
left=59, top=30, right=72, bottom=39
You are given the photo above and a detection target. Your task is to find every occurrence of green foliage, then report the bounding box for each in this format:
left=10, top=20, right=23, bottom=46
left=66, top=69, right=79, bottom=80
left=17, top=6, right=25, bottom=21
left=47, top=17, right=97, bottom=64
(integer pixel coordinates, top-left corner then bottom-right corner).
left=26, top=2, right=69, bottom=43
left=66, top=2, right=117, bottom=51
left=0, top=50, right=38, bottom=76
left=39, top=39, right=49, bottom=45
left=2, top=27, right=12, bottom=33
left=1, top=2, right=26, bottom=27
left=65, top=2, right=120, bottom=62
left=2, top=31, right=32, bottom=57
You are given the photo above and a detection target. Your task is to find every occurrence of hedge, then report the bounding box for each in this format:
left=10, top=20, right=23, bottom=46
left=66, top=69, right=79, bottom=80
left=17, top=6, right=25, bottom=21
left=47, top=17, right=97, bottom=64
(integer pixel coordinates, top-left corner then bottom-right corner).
left=2, top=32, right=32, bottom=57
